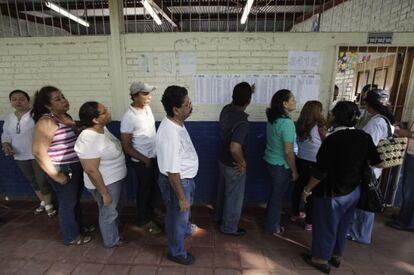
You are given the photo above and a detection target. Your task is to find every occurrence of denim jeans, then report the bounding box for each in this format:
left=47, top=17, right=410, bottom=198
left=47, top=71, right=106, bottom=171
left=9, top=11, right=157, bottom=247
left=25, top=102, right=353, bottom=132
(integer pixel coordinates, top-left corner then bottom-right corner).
left=215, top=161, right=246, bottom=233
left=265, top=162, right=291, bottom=233
left=158, top=173, right=194, bottom=257
left=47, top=162, right=83, bottom=244
left=88, top=178, right=125, bottom=248
left=312, top=186, right=361, bottom=260
left=132, top=159, right=161, bottom=225
left=395, top=154, right=414, bottom=229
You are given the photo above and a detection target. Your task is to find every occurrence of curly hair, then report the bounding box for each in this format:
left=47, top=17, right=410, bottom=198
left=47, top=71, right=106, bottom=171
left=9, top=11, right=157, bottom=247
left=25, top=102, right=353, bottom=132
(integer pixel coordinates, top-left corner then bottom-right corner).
left=161, top=85, right=188, bottom=117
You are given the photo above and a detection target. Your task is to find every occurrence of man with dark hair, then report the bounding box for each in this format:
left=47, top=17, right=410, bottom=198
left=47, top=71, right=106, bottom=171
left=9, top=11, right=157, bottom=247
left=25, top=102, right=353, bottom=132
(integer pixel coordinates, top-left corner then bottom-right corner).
left=156, top=85, right=199, bottom=265
left=215, top=82, right=254, bottom=236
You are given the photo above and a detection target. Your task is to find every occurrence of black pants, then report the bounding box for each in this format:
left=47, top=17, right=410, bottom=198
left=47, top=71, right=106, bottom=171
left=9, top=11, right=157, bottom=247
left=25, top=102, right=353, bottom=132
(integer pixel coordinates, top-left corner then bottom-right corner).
left=132, top=159, right=161, bottom=225
left=291, top=158, right=314, bottom=225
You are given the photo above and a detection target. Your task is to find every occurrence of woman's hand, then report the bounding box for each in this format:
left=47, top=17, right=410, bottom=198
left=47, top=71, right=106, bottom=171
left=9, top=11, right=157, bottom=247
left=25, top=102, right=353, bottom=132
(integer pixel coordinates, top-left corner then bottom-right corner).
left=102, top=193, right=113, bottom=207
left=302, top=189, right=312, bottom=203
left=1, top=143, right=14, bottom=156
left=53, top=172, right=69, bottom=185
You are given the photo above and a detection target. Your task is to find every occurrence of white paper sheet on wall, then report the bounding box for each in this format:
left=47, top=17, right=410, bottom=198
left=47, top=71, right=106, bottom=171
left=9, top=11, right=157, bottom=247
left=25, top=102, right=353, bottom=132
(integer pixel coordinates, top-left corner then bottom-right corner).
left=179, top=53, right=197, bottom=75
left=288, top=51, right=321, bottom=72
left=193, top=74, right=320, bottom=105
left=157, top=52, right=176, bottom=75
left=137, top=53, right=154, bottom=74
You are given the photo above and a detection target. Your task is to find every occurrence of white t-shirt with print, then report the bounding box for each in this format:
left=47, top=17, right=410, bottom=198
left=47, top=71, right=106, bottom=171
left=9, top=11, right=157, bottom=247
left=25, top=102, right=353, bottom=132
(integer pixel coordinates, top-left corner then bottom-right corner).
left=120, top=105, right=156, bottom=161
left=75, top=127, right=127, bottom=189
left=156, top=117, right=199, bottom=179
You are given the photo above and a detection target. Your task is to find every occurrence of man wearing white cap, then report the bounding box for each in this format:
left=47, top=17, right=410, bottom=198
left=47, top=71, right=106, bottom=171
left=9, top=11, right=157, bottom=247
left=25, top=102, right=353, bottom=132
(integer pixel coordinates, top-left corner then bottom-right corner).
left=120, top=81, right=161, bottom=234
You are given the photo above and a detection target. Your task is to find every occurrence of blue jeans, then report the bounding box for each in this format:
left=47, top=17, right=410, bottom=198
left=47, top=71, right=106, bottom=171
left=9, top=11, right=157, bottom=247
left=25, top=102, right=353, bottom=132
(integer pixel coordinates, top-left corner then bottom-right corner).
left=312, top=186, right=361, bottom=260
left=88, top=178, right=125, bottom=248
left=215, top=161, right=246, bottom=233
left=158, top=173, right=194, bottom=257
left=348, top=209, right=375, bottom=244
left=395, top=154, right=414, bottom=229
left=265, top=162, right=291, bottom=233
left=47, top=162, right=83, bottom=244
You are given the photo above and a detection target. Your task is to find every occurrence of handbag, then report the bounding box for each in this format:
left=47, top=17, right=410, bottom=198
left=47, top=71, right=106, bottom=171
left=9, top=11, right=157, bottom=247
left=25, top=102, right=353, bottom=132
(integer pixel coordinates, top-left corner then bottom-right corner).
left=357, top=164, right=385, bottom=213
left=376, top=116, right=408, bottom=169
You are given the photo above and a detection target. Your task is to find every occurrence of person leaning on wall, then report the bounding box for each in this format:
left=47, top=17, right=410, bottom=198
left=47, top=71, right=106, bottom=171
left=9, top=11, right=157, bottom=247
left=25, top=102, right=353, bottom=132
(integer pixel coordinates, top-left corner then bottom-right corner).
left=31, top=86, right=93, bottom=246
left=1, top=89, right=56, bottom=217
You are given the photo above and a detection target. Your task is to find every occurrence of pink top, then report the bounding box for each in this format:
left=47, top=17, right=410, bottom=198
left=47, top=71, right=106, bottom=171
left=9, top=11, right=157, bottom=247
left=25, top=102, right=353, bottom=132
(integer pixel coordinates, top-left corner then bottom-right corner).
left=41, top=114, right=79, bottom=165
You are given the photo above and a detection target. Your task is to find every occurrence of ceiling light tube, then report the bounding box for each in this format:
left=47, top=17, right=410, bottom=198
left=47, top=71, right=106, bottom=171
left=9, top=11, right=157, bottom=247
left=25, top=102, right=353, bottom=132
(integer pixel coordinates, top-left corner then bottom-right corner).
left=141, top=0, right=162, bottom=25
left=241, top=0, right=254, bottom=24
left=45, top=1, right=90, bottom=27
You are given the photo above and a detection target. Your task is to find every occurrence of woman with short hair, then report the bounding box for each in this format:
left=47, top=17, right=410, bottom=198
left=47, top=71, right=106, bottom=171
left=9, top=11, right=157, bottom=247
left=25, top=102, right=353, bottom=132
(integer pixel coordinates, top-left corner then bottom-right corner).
left=301, top=101, right=381, bottom=274
left=75, top=101, right=127, bottom=248
left=1, top=90, right=55, bottom=217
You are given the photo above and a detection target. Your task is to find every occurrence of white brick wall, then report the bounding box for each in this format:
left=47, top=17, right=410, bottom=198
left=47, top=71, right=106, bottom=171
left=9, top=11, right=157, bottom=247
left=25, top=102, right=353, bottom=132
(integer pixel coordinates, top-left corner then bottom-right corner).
left=0, top=36, right=111, bottom=118
left=1, top=32, right=414, bottom=122
left=291, top=0, right=414, bottom=32
left=0, top=15, right=69, bottom=37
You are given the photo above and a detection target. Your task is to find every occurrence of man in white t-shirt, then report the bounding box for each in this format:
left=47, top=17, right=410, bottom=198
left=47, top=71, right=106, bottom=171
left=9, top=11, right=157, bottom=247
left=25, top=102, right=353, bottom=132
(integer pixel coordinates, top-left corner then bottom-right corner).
left=120, top=81, right=161, bottom=234
left=156, top=85, right=199, bottom=265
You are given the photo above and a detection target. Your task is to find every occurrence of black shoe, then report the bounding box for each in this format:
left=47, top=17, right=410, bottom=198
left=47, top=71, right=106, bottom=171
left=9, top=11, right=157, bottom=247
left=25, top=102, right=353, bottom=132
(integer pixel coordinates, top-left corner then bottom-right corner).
left=301, top=253, right=331, bottom=274
left=386, top=221, right=414, bottom=232
left=220, top=227, right=246, bottom=236
left=167, top=252, right=195, bottom=265
left=329, top=256, right=341, bottom=268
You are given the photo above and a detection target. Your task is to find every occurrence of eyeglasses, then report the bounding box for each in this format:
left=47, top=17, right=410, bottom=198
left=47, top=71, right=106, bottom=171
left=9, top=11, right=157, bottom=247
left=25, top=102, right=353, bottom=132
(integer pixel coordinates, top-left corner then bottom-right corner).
left=16, top=121, right=20, bottom=134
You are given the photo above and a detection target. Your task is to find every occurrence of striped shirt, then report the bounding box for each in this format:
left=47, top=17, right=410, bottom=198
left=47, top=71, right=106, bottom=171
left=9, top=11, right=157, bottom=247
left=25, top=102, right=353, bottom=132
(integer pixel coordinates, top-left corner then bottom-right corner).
left=41, top=114, right=79, bottom=165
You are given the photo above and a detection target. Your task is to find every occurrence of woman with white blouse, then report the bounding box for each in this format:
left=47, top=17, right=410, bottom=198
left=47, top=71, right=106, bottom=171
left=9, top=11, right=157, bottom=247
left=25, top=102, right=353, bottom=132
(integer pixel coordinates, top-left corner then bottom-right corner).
left=75, top=101, right=127, bottom=248
left=1, top=90, right=55, bottom=216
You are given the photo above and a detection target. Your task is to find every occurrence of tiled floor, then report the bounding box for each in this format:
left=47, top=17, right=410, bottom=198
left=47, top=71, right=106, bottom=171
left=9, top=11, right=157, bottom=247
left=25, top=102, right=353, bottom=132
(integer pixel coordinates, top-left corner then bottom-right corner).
left=0, top=200, right=413, bottom=275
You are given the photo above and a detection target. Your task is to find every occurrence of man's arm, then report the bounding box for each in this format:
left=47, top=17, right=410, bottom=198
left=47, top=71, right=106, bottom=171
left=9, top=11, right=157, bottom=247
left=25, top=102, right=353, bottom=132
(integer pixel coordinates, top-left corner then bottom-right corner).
left=230, top=142, right=246, bottom=175
left=121, top=133, right=152, bottom=167
left=167, top=172, right=190, bottom=212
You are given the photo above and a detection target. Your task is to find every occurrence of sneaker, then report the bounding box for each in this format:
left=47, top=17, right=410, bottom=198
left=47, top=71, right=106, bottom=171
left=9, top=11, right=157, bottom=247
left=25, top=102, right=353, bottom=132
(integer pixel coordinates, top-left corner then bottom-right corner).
left=290, top=212, right=306, bottom=222
left=271, top=226, right=285, bottom=236
left=34, top=201, right=45, bottom=215
left=304, top=223, right=313, bottom=231
left=45, top=204, right=56, bottom=218
left=190, top=223, right=198, bottom=236
left=140, top=221, right=162, bottom=234
left=167, top=252, right=195, bottom=265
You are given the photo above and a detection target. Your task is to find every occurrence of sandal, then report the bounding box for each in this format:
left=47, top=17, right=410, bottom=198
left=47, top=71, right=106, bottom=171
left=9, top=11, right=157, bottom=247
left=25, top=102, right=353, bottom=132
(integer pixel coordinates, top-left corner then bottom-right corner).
left=67, top=235, right=92, bottom=246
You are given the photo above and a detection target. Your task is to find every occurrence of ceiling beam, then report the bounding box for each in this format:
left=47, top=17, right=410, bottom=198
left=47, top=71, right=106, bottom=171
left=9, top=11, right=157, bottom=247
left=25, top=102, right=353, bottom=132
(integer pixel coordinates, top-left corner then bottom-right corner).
left=152, top=0, right=179, bottom=29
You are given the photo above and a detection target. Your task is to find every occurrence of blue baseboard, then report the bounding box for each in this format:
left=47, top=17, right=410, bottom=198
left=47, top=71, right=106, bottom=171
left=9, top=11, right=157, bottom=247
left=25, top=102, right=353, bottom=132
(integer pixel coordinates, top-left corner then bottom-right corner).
left=0, top=121, right=272, bottom=203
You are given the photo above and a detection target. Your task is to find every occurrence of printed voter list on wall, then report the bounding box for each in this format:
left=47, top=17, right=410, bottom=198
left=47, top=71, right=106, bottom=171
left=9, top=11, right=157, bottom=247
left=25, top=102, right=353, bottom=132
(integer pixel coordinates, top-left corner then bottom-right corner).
left=288, top=51, right=321, bottom=72
left=193, top=74, right=320, bottom=105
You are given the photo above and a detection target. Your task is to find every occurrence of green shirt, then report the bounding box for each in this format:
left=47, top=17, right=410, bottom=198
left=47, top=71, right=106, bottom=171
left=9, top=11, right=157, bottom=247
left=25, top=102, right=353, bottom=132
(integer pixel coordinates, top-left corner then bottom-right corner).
left=263, top=117, right=296, bottom=169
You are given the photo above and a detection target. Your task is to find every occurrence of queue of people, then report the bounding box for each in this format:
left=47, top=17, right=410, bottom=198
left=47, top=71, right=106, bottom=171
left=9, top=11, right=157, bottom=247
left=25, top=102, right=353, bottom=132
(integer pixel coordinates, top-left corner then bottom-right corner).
left=1, top=82, right=413, bottom=273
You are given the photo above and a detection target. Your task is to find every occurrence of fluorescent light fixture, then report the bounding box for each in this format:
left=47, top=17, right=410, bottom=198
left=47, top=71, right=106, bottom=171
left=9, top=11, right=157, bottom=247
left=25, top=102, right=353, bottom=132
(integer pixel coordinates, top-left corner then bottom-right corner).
left=241, top=0, right=254, bottom=24
left=45, top=1, right=90, bottom=27
left=141, top=0, right=162, bottom=25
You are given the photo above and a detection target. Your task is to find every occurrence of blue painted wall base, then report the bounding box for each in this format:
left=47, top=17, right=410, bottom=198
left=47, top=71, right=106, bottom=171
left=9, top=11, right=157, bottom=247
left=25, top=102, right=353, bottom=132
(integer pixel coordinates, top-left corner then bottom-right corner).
left=0, top=121, right=272, bottom=203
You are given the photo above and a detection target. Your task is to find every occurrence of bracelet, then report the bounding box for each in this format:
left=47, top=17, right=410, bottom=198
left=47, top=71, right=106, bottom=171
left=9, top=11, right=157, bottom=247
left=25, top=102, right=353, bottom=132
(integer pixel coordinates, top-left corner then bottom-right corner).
left=303, top=189, right=312, bottom=196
